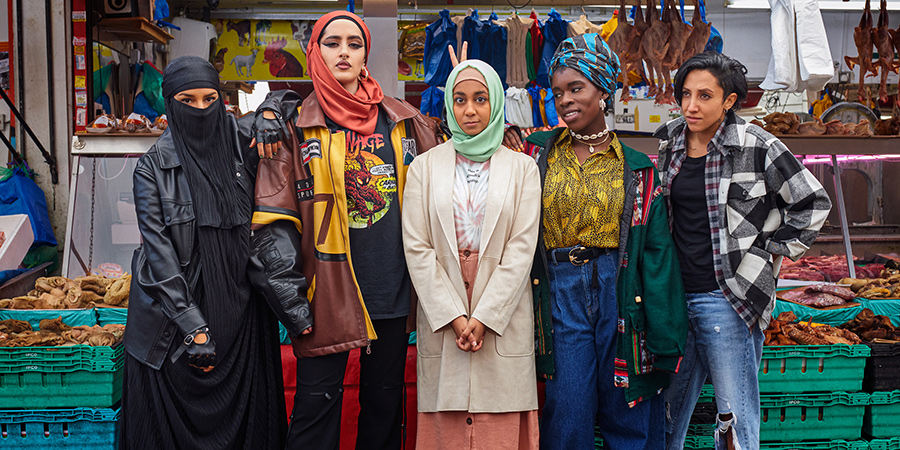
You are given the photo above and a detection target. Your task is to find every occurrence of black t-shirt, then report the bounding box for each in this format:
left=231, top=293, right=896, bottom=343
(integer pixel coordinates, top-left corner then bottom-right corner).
left=670, top=155, right=720, bottom=293
left=325, top=108, right=411, bottom=320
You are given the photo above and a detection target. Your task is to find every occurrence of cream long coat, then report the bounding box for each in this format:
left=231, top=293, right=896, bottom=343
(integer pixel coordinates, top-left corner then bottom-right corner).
left=402, top=141, right=540, bottom=413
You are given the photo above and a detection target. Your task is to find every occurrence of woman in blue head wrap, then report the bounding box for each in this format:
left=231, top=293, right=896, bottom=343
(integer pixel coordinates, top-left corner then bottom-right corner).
left=402, top=59, right=541, bottom=449
left=521, top=34, right=688, bottom=449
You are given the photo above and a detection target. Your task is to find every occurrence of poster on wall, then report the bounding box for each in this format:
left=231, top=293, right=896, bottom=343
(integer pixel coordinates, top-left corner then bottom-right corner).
left=213, top=19, right=312, bottom=81
left=0, top=50, right=9, bottom=91
left=212, top=18, right=428, bottom=83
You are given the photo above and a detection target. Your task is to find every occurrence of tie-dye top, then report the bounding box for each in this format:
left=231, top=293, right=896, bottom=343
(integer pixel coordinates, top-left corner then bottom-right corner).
left=453, top=154, right=491, bottom=252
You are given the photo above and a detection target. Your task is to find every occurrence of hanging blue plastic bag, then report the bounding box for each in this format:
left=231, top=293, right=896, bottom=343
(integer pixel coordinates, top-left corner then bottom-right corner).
left=537, top=9, right=568, bottom=89
left=423, top=10, right=458, bottom=87
left=419, top=85, right=445, bottom=118
left=693, top=0, right=723, bottom=53
left=484, top=13, right=508, bottom=89
left=133, top=62, right=165, bottom=121
left=154, top=0, right=169, bottom=22
left=705, top=26, right=723, bottom=53
left=0, top=167, right=57, bottom=247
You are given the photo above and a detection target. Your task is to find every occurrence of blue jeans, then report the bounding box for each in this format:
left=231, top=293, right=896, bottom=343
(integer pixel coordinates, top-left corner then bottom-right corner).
left=541, top=248, right=665, bottom=450
left=665, top=290, right=765, bottom=450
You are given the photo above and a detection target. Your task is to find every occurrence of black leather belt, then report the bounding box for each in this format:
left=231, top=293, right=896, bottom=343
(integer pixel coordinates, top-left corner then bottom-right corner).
left=548, top=246, right=612, bottom=266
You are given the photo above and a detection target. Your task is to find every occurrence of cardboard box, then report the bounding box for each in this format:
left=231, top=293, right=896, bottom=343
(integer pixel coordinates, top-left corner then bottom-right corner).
left=0, top=214, right=34, bottom=271
left=613, top=88, right=682, bottom=133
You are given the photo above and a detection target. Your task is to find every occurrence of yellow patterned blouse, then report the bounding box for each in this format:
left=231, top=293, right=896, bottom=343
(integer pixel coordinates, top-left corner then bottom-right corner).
left=542, top=129, right=625, bottom=250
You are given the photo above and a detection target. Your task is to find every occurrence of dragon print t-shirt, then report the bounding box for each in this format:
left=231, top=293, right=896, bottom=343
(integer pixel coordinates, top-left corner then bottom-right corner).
left=326, top=108, right=410, bottom=319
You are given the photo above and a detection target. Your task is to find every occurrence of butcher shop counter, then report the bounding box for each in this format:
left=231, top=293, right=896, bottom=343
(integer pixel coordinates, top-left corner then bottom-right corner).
left=618, top=134, right=900, bottom=156
left=619, top=133, right=900, bottom=281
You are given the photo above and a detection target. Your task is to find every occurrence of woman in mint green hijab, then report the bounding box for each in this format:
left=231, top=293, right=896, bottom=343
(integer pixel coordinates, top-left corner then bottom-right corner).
left=401, top=59, right=543, bottom=449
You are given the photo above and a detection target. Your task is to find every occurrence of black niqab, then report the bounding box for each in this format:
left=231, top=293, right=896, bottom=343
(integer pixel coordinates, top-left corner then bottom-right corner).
left=162, top=56, right=251, bottom=326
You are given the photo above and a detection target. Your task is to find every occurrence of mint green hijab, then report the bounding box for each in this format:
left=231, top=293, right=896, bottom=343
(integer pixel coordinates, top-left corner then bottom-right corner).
left=444, top=60, right=505, bottom=162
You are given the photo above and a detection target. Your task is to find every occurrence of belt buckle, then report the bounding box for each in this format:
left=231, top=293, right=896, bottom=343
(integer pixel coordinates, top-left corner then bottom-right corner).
left=568, top=246, right=588, bottom=266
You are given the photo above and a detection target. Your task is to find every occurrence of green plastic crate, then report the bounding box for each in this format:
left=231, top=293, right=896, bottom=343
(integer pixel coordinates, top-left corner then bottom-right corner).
left=759, top=345, right=870, bottom=393
left=0, top=359, right=123, bottom=408
left=684, top=435, right=714, bottom=449
left=869, top=437, right=900, bottom=450
left=0, top=345, right=123, bottom=409
left=698, top=384, right=715, bottom=403
left=0, top=344, right=122, bottom=372
left=759, top=440, right=869, bottom=450
left=0, top=407, right=119, bottom=449
left=864, top=390, right=900, bottom=439
left=687, top=423, right=715, bottom=437
left=760, top=391, right=869, bottom=441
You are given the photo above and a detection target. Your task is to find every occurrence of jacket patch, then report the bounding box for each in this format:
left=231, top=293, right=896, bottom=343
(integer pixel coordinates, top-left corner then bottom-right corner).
left=300, top=138, right=322, bottom=164
left=401, top=138, right=417, bottom=165
left=614, top=358, right=629, bottom=387
left=296, top=177, right=314, bottom=202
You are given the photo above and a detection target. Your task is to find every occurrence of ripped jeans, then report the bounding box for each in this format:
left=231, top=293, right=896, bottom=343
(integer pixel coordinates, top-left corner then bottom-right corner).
left=664, top=290, right=764, bottom=450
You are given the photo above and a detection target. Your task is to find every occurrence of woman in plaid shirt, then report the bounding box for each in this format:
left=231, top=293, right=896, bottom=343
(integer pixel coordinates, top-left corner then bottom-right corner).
left=654, top=52, right=831, bottom=450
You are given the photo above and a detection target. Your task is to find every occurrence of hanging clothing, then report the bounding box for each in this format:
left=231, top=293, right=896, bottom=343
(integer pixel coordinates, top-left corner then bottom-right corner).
left=527, top=86, right=546, bottom=128
left=760, top=0, right=833, bottom=92
left=526, top=11, right=543, bottom=84
left=567, top=15, right=604, bottom=38
left=424, top=9, right=458, bottom=86
left=505, top=87, right=534, bottom=128
left=537, top=9, right=568, bottom=88
left=420, top=85, right=445, bottom=118
left=462, top=10, right=488, bottom=61
left=502, top=15, right=534, bottom=88
left=485, top=13, right=509, bottom=89
left=544, top=90, right=559, bottom=127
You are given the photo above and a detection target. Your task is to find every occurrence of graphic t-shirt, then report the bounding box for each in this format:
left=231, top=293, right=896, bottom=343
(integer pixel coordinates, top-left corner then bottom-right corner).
left=326, top=108, right=411, bottom=319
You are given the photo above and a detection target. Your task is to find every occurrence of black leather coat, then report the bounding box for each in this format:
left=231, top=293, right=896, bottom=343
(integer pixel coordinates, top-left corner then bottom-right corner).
left=126, top=114, right=313, bottom=369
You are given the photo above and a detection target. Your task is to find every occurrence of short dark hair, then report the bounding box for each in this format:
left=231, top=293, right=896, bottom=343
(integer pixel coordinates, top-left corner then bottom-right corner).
left=673, top=52, right=748, bottom=111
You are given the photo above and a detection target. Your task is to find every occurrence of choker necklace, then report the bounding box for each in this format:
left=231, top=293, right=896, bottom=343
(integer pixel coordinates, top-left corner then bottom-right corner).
left=572, top=133, right=609, bottom=154
left=571, top=128, right=609, bottom=142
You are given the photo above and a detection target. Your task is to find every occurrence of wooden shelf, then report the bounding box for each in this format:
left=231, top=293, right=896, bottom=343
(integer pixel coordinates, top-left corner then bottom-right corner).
left=97, top=17, right=173, bottom=45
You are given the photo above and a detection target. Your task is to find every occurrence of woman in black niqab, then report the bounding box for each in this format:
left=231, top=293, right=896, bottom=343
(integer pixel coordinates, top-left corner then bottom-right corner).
left=121, top=56, right=286, bottom=450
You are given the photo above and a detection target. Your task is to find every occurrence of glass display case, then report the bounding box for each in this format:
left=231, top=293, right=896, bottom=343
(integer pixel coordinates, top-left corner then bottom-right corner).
left=63, top=134, right=157, bottom=278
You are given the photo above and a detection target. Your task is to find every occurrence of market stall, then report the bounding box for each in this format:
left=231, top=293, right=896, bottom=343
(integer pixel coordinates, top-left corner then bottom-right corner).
left=3, top=0, right=900, bottom=448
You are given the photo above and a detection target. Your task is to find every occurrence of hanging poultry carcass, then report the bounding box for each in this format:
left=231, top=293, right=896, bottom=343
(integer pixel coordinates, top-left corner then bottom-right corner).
left=872, top=0, right=898, bottom=104
left=640, top=0, right=670, bottom=98
left=607, top=0, right=648, bottom=103
left=845, top=0, right=878, bottom=103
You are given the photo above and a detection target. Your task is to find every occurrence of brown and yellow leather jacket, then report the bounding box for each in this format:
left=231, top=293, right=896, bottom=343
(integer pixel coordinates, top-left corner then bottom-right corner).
left=251, top=91, right=443, bottom=358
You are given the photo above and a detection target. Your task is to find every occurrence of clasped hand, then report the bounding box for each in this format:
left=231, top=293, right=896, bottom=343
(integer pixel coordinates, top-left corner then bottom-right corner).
left=450, top=316, right=485, bottom=352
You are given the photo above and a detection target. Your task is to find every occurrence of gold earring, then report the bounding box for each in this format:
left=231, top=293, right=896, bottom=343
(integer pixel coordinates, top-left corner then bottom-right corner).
left=360, top=66, right=369, bottom=80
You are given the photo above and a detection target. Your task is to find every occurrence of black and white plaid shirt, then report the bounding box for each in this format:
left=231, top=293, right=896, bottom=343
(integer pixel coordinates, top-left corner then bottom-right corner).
left=655, top=113, right=832, bottom=330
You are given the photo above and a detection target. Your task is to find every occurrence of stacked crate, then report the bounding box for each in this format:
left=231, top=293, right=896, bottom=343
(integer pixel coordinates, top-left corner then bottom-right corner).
left=686, top=344, right=872, bottom=449
left=863, top=341, right=900, bottom=449
left=0, top=318, right=123, bottom=449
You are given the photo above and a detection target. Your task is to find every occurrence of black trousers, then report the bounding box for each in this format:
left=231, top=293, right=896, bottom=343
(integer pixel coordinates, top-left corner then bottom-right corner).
left=286, top=316, right=409, bottom=450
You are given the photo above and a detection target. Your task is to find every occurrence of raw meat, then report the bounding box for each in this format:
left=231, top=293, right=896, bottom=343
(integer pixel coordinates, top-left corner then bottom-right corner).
left=872, top=0, right=896, bottom=104
left=797, top=117, right=826, bottom=135
left=640, top=0, right=670, bottom=98
left=681, top=0, right=711, bottom=66
left=607, top=0, right=646, bottom=103
left=806, top=284, right=856, bottom=300
left=844, top=0, right=877, bottom=103
left=659, top=0, right=692, bottom=104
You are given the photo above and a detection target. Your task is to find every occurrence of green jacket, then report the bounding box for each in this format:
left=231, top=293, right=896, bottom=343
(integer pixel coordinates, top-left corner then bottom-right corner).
left=526, top=129, right=688, bottom=405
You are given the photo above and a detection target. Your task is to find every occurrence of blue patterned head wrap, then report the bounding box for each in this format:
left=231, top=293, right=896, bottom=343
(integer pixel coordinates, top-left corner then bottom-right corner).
left=549, top=33, right=620, bottom=95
